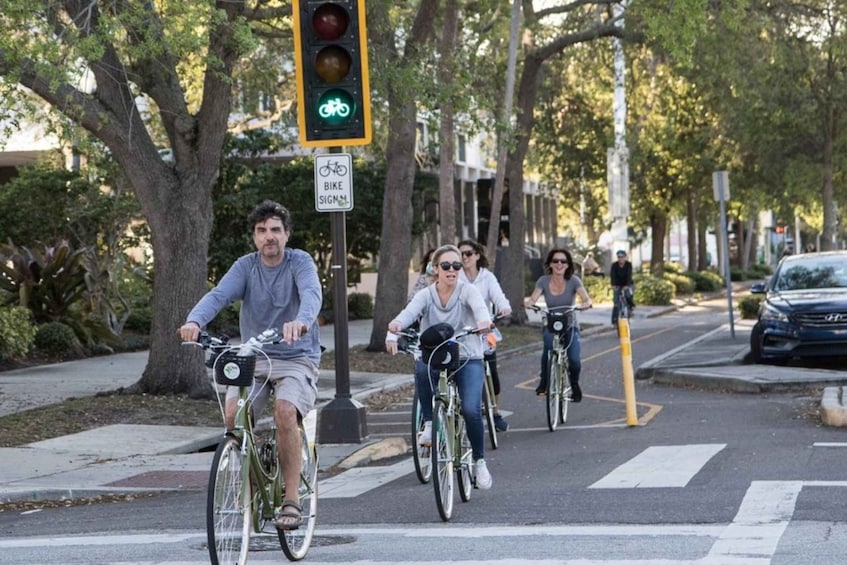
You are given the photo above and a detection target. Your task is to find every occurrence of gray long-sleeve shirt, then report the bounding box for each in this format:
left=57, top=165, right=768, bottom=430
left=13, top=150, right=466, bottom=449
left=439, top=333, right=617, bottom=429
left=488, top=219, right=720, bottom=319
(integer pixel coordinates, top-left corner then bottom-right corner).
left=392, top=281, right=490, bottom=360
left=186, top=249, right=322, bottom=365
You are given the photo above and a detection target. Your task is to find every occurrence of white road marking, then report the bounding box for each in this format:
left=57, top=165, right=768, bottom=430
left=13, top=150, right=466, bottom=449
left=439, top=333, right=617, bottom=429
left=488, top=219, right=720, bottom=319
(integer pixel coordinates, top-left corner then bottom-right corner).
left=319, top=458, right=413, bottom=498
left=704, top=480, right=802, bottom=564
left=589, top=444, right=726, bottom=489
left=813, top=442, right=847, bottom=447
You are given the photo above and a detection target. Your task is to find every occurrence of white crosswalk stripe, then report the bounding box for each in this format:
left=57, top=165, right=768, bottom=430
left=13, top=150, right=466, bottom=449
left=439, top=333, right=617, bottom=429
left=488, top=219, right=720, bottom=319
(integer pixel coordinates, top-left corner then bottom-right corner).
left=589, top=444, right=726, bottom=489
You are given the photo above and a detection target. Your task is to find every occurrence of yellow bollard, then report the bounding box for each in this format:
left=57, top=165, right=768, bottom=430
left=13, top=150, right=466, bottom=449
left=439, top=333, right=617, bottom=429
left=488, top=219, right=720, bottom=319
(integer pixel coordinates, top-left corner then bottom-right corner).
left=618, top=317, right=638, bottom=426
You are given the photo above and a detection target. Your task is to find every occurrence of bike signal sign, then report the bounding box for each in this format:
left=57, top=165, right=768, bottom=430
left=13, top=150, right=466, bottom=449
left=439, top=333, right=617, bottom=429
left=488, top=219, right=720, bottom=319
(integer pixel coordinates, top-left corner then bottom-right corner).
left=315, top=153, right=353, bottom=212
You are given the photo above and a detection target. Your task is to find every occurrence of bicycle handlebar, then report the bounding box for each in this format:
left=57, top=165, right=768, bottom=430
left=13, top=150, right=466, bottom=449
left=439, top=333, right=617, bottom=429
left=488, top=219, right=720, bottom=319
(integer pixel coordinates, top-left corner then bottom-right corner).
left=526, top=304, right=591, bottom=313
left=184, top=328, right=282, bottom=353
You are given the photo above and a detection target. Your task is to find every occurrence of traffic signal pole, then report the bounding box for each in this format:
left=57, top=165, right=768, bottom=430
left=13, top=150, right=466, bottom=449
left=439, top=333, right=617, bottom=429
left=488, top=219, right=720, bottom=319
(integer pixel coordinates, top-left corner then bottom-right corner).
left=318, top=166, right=368, bottom=444
left=294, top=1, right=371, bottom=442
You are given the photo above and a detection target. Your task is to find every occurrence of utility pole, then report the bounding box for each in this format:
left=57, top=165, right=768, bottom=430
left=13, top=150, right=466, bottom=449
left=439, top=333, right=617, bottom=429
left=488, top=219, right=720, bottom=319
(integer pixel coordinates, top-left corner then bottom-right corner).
left=608, top=0, right=629, bottom=256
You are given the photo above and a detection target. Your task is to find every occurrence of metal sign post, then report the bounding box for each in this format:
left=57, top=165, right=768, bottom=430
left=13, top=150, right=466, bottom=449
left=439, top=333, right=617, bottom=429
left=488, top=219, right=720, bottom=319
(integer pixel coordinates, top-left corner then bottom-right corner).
left=713, top=170, right=735, bottom=339
left=315, top=149, right=367, bottom=444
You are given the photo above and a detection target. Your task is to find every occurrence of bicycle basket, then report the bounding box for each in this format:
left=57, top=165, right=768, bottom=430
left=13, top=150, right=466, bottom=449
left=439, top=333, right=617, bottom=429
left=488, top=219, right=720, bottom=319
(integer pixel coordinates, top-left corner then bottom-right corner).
left=214, top=352, right=256, bottom=387
left=546, top=311, right=573, bottom=334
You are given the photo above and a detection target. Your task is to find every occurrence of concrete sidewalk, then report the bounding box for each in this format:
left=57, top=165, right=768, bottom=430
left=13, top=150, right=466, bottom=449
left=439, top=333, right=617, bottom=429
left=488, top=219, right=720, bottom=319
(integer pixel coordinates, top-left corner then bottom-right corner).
left=3, top=300, right=847, bottom=503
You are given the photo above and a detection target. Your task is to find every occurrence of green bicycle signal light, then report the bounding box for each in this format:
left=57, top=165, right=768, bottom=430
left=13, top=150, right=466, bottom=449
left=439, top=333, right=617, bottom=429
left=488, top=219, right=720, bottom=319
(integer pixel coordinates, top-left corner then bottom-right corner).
left=293, top=0, right=372, bottom=148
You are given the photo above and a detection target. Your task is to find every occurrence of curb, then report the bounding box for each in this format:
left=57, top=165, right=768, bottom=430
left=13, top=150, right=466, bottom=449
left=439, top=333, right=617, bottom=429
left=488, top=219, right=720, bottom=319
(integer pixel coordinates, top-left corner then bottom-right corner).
left=821, top=387, right=847, bottom=427
left=334, top=437, right=408, bottom=470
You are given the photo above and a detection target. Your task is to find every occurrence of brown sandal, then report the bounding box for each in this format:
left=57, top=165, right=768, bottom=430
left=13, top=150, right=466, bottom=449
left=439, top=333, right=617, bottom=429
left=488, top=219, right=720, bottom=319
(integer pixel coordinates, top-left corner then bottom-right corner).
left=273, top=499, right=302, bottom=530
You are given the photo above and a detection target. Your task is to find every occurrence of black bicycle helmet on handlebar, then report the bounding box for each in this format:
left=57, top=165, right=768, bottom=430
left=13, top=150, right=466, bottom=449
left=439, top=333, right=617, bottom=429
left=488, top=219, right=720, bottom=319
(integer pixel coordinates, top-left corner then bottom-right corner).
left=420, top=323, right=459, bottom=371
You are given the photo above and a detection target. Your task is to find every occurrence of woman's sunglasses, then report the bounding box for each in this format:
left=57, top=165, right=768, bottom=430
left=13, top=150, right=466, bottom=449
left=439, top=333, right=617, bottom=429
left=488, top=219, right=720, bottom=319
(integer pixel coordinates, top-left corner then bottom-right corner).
left=461, top=250, right=476, bottom=257
left=439, top=261, right=463, bottom=271
left=550, top=258, right=568, bottom=265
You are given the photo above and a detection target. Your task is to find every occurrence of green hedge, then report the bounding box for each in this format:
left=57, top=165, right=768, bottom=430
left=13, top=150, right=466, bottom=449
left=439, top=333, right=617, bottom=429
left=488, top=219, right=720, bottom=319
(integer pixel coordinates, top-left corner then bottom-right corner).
left=738, top=294, right=764, bottom=319
left=0, top=306, right=37, bottom=360
left=633, top=275, right=675, bottom=306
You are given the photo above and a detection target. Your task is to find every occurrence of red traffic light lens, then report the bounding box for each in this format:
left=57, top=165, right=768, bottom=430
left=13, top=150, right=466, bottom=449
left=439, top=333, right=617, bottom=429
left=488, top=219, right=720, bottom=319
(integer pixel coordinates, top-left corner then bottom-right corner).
left=315, top=45, right=352, bottom=83
left=313, top=3, right=349, bottom=41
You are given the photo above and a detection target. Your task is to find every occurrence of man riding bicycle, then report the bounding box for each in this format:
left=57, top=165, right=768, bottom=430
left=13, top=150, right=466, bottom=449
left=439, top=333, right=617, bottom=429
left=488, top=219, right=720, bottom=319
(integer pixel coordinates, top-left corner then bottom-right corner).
left=177, top=200, right=322, bottom=530
left=610, top=249, right=635, bottom=325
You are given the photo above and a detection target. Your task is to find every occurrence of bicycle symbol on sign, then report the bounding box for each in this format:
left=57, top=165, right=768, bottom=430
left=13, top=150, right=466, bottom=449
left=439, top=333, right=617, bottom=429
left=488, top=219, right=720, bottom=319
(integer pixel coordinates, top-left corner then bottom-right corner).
left=318, top=160, right=348, bottom=177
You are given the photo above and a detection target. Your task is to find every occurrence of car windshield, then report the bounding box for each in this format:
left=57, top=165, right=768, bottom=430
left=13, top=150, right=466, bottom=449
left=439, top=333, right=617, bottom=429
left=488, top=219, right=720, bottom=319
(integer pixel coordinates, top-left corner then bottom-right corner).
left=773, top=256, right=847, bottom=291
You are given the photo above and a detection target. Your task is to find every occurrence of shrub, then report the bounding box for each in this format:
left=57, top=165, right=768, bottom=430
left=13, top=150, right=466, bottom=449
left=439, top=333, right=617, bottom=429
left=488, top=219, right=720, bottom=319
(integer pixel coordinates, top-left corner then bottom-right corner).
left=685, top=270, right=723, bottom=292
left=663, top=261, right=685, bottom=274
left=0, top=306, right=37, bottom=360
left=664, top=272, right=696, bottom=295
left=747, top=264, right=773, bottom=279
left=348, top=293, right=374, bottom=319
left=582, top=275, right=612, bottom=304
left=633, top=275, right=675, bottom=306
left=123, top=309, right=153, bottom=333
left=33, top=321, right=84, bottom=357
left=738, top=294, right=764, bottom=319
left=729, top=267, right=747, bottom=281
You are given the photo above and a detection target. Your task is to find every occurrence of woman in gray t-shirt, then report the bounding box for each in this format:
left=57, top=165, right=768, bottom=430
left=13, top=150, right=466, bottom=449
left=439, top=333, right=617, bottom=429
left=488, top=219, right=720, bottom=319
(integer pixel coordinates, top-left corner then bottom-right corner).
left=525, top=248, right=593, bottom=401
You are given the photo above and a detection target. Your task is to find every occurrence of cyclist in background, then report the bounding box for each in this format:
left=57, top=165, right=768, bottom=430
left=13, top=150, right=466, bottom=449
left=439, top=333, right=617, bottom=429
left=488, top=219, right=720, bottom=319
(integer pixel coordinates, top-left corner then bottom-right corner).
left=457, top=239, right=512, bottom=432
left=525, top=248, right=593, bottom=401
left=610, top=249, right=635, bottom=325
left=386, top=244, right=495, bottom=489
left=408, top=248, right=436, bottom=301
left=177, top=200, right=322, bottom=530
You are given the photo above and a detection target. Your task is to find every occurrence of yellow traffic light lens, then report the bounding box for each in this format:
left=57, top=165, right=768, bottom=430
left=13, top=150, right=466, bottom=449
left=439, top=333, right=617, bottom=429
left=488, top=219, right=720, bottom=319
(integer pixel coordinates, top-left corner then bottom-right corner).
left=315, top=46, right=352, bottom=83
left=312, top=3, right=349, bottom=40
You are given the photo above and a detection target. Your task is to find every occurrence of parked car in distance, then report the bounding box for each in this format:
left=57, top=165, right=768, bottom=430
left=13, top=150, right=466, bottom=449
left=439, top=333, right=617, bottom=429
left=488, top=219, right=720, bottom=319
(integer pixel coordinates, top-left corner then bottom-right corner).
left=750, top=251, right=847, bottom=364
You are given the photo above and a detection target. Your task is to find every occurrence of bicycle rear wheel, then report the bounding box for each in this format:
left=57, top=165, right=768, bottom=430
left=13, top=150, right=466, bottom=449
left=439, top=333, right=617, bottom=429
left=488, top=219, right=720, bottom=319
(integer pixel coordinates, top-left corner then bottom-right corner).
left=481, top=369, right=498, bottom=450
left=411, top=398, right=432, bottom=483
left=278, top=427, right=318, bottom=561
left=546, top=352, right=561, bottom=432
left=431, top=400, right=454, bottom=521
left=456, top=414, right=473, bottom=502
left=207, top=434, right=250, bottom=565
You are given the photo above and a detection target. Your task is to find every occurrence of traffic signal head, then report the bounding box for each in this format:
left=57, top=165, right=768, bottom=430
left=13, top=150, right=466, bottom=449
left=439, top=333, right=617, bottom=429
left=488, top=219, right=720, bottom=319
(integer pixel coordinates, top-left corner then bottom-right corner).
left=293, top=0, right=371, bottom=148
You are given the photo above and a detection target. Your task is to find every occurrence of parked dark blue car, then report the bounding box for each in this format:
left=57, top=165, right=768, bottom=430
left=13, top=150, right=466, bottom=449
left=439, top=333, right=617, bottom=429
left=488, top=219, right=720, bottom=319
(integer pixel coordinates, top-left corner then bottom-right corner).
left=750, top=251, right=847, bottom=364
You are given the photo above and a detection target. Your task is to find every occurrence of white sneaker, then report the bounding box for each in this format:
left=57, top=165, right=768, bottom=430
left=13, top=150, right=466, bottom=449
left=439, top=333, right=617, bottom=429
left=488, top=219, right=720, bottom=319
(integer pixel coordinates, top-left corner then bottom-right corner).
left=417, top=421, right=432, bottom=447
left=474, top=459, right=492, bottom=490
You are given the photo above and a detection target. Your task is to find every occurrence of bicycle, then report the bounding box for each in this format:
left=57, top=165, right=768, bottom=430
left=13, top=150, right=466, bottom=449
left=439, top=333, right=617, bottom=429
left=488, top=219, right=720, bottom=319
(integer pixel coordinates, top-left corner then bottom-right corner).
left=184, top=329, right=318, bottom=563
left=527, top=304, right=589, bottom=432
left=612, top=285, right=633, bottom=331
left=422, top=324, right=488, bottom=521
left=481, top=323, right=506, bottom=450
left=394, top=329, right=432, bottom=484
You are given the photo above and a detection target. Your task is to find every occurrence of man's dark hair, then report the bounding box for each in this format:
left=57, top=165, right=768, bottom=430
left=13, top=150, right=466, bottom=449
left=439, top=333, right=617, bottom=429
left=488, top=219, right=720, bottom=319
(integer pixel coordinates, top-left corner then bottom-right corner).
left=248, top=200, right=291, bottom=232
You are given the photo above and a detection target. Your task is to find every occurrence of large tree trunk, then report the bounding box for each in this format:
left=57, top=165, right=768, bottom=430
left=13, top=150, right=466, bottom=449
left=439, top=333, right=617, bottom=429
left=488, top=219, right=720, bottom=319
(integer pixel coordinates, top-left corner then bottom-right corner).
left=650, top=212, right=668, bottom=276
left=686, top=188, right=697, bottom=272
left=138, top=177, right=213, bottom=397
left=437, top=0, right=458, bottom=244
left=499, top=53, right=546, bottom=324
left=367, top=0, right=439, bottom=349
left=369, top=98, right=418, bottom=351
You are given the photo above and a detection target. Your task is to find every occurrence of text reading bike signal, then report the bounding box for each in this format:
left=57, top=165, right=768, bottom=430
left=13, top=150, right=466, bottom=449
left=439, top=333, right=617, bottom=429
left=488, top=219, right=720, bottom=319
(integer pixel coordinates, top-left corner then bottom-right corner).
left=293, top=0, right=372, bottom=148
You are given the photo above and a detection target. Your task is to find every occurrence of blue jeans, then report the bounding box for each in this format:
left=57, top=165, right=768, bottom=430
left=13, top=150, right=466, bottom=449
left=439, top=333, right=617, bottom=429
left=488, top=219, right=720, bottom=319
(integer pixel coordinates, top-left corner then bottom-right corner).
left=539, top=327, right=582, bottom=385
left=415, top=358, right=486, bottom=461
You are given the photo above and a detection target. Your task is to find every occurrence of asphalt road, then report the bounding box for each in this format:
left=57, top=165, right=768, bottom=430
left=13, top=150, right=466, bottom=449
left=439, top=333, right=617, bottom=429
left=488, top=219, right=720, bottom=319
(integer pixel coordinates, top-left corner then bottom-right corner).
left=2, top=298, right=846, bottom=564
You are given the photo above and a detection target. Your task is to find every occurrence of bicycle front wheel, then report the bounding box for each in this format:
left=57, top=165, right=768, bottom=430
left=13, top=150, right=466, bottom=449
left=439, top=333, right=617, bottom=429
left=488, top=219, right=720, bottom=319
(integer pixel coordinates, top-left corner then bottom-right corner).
left=482, top=368, right=498, bottom=450
left=278, top=427, right=318, bottom=561
left=207, top=434, right=251, bottom=565
left=456, top=414, right=473, bottom=502
left=431, top=400, right=454, bottom=521
left=411, top=398, right=432, bottom=483
left=546, top=352, right=561, bottom=432
left=560, top=357, right=571, bottom=424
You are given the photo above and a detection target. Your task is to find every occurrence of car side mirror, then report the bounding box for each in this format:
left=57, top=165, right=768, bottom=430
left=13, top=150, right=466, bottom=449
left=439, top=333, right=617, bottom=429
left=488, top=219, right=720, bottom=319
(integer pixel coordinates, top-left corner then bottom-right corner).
left=750, top=283, right=766, bottom=294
